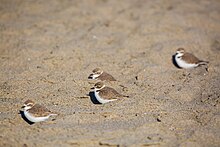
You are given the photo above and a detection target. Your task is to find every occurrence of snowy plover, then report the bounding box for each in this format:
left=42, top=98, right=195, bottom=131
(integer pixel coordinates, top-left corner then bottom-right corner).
left=174, top=48, right=209, bottom=69
left=20, top=100, right=57, bottom=123
left=88, top=68, right=116, bottom=81
left=91, top=82, right=128, bottom=104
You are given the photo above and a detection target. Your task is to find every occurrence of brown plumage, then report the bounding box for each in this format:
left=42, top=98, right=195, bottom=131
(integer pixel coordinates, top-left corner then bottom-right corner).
left=28, top=104, right=54, bottom=117
left=97, top=72, right=116, bottom=81
left=181, top=52, right=207, bottom=64
left=98, top=86, right=128, bottom=100
left=24, top=99, right=35, bottom=105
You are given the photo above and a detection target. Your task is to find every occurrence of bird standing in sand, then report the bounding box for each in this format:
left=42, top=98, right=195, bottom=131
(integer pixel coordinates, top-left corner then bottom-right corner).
left=20, top=100, right=57, bottom=123
left=91, top=82, right=129, bottom=104
left=174, top=48, right=209, bottom=69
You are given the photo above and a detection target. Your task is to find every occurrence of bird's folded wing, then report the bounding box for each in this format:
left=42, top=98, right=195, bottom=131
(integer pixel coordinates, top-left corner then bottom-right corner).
left=28, top=104, right=52, bottom=117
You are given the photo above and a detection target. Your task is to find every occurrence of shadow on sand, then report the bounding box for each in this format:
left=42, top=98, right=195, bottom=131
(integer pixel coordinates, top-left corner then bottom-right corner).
left=88, top=91, right=101, bottom=104
left=172, top=54, right=181, bottom=69
left=19, top=111, right=35, bottom=125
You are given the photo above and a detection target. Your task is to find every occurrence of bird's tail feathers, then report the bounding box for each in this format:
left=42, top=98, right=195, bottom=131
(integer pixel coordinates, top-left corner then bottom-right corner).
left=198, top=60, right=209, bottom=66
left=49, top=113, right=58, bottom=116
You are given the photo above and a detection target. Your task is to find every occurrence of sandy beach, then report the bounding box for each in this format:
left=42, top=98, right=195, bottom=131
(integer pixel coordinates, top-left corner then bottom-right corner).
left=0, top=0, right=220, bottom=146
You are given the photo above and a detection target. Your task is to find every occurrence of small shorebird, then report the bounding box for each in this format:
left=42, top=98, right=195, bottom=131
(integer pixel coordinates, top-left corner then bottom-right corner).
left=91, top=82, right=128, bottom=104
left=174, top=48, right=209, bottom=69
left=20, top=100, right=57, bottom=123
left=88, top=68, right=116, bottom=81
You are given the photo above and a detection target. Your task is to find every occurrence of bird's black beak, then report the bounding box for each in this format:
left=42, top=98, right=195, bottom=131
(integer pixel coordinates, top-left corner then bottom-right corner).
left=20, top=106, right=25, bottom=111
left=88, top=74, right=93, bottom=79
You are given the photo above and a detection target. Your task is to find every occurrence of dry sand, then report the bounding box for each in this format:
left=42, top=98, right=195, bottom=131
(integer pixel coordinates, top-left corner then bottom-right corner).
left=0, top=0, right=220, bottom=146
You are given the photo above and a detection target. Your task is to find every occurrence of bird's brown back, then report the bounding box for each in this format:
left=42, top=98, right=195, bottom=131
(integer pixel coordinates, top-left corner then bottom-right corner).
left=98, top=87, right=123, bottom=100
left=28, top=104, right=53, bottom=117
left=181, top=52, right=201, bottom=64
left=98, top=72, right=116, bottom=81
